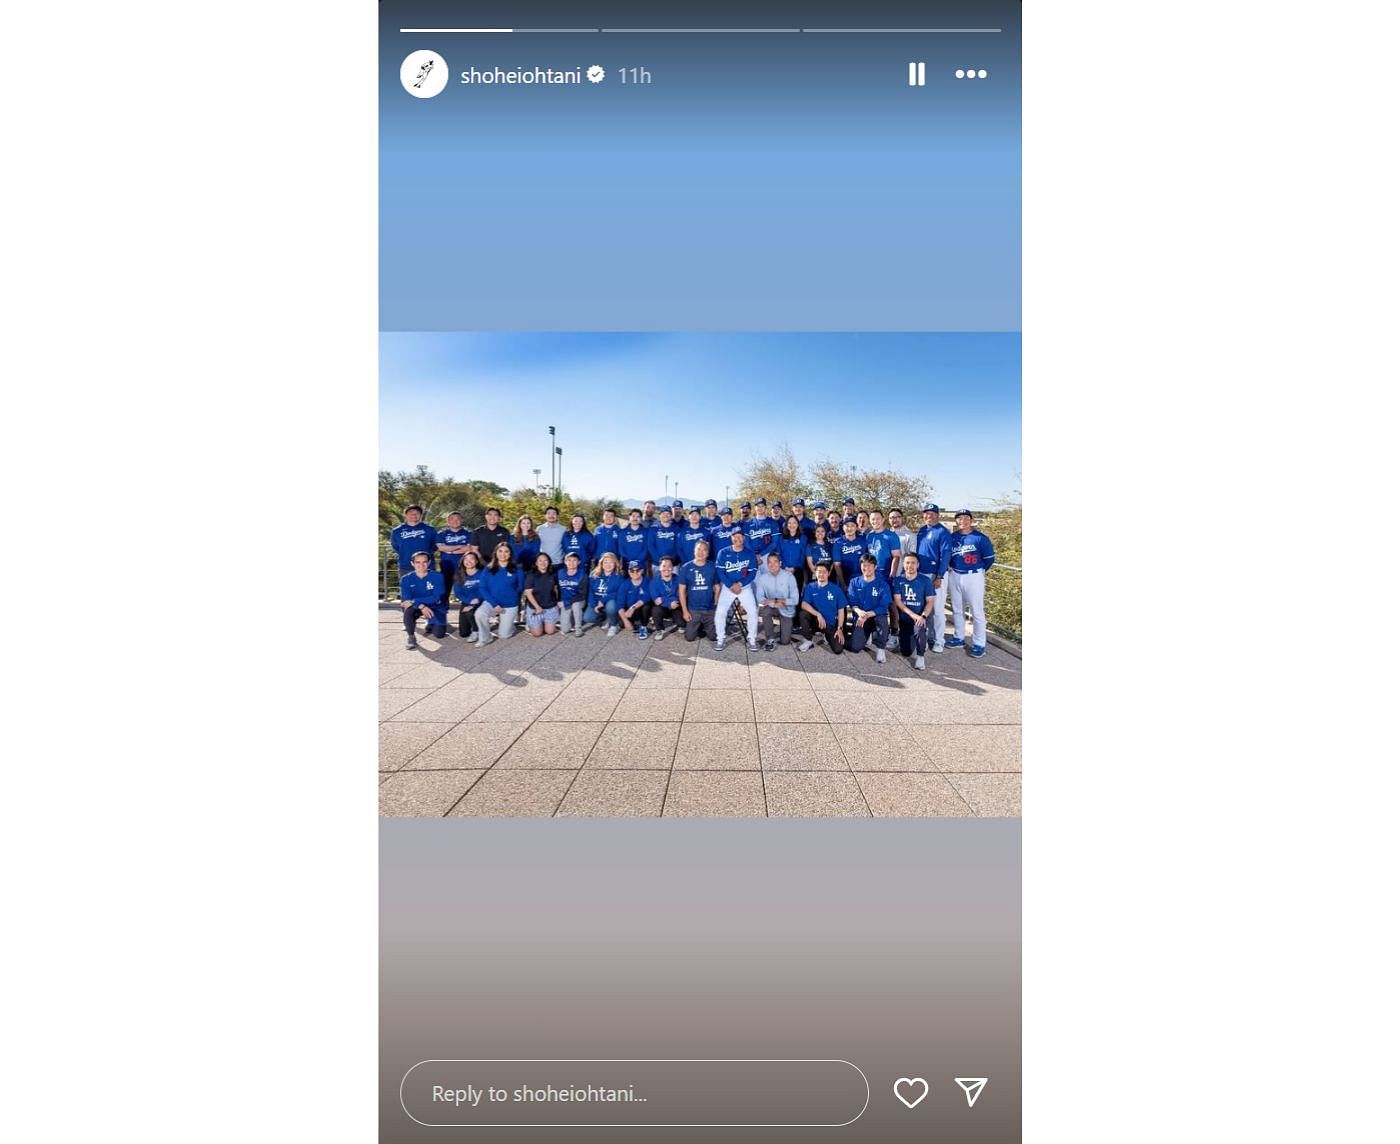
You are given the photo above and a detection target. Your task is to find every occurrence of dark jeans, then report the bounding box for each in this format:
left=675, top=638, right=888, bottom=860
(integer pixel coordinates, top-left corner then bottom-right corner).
left=759, top=606, right=794, bottom=644
left=799, top=612, right=844, bottom=653
left=897, top=614, right=930, bottom=656
left=848, top=613, right=890, bottom=652
left=650, top=601, right=683, bottom=631
left=457, top=604, right=479, bottom=639
left=404, top=602, right=445, bottom=636
left=684, top=610, right=717, bottom=642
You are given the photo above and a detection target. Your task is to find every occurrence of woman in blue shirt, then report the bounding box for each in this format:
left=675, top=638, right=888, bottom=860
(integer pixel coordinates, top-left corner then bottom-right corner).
left=561, top=514, right=595, bottom=568
left=778, top=515, right=809, bottom=595
left=453, top=550, right=485, bottom=640
left=473, top=541, right=523, bottom=648
left=806, top=522, right=834, bottom=583
left=587, top=551, right=624, bottom=637
left=512, top=514, right=541, bottom=572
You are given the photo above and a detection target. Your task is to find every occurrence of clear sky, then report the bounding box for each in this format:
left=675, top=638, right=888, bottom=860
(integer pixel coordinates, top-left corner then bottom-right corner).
left=380, top=333, right=1020, bottom=509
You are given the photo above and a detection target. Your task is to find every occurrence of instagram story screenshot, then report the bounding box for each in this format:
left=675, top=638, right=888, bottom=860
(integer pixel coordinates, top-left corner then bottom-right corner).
left=379, top=2, right=1020, bottom=1140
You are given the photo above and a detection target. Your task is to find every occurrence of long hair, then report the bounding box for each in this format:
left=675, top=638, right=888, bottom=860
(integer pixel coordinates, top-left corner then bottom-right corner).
left=590, top=551, right=619, bottom=578
left=513, top=515, right=535, bottom=542
left=455, top=549, right=483, bottom=584
left=783, top=515, right=802, bottom=538
left=488, top=542, right=516, bottom=573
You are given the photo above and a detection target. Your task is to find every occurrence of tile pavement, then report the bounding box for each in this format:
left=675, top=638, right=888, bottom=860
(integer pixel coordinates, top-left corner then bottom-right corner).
left=378, top=604, right=1021, bottom=818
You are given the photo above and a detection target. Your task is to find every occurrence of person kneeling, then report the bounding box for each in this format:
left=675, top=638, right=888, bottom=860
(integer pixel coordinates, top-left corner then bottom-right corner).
left=679, top=541, right=718, bottom=644
left=523, top=552, right=561, bottom=637
left=892, top=552, right=934, bottom=670
left=648, top=556, right=684, bottom=641
left=847, top=553, right=893, bottom=663
left=618, top=562, right=652, bottom=639
left=400, top=551, right=446, bottom=649
left=754, top=550, right=799, bottom=652
left=797, top=561, right=847, bottom=654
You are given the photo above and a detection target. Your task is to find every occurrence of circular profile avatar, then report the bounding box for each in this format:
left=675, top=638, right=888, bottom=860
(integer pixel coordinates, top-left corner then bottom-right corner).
left=400, top=50, right=449, bottom=98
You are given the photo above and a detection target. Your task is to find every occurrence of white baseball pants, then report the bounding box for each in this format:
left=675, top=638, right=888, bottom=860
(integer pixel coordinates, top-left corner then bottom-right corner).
left=949, top=569, right=986, bottom=647
left=716, top=584, right=760, bottom=644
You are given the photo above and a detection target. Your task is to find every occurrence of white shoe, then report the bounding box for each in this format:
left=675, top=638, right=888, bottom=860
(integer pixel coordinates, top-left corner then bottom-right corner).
left=607, top=626, right=618, bottom=638
left=715, top=639, right=726, bottom=651
left=931, top=644, right=945, bottom=654
left=875, top=648, right=886, bottom=664
left=654, top=627, right=666, bottom=641
left=914, top=655, right=926, bottom=671
left=747, top=639, right=759, bottom=652
left=575, top=626, right=585, bottom=637
left=799, top=639, right=814, bottom=652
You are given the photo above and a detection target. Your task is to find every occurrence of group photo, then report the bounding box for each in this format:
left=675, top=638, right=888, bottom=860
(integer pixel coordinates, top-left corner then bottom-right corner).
left=379, top=333, right=1022, bottom=819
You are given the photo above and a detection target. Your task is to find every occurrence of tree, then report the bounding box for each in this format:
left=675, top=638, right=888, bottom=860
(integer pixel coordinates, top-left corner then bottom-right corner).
left=735, top=443, right=812, bottom=507
left=806, top=459, right=931, bottom=514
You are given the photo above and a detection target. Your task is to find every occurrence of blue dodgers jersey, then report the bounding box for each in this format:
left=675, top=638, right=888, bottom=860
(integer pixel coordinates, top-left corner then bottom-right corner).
left=949, top=530, right=995, bottom=572
left=802, top=581, right=848, bottom=626
left=619, top=527, right=649, bottom=567
left=647, top=525, right=680, bottom=565
left=847, top=575, right=892, bottom=612
left=714, top=545, right=758, bottom=586
left=807, top=541, right=832, bottom=567
left=916, top=523, right=953, bottom=576
left=589, top=571, right=622, bottom=602
left=865, top=528, right=901, bottom=575
left=556, top=569, right=586, bottom=604
left=743, top=518, right=777, bottom=555
left=678, top=526, right=709, bottom=562
left=391, top=523, right=437, bottom=569
left=893, top=574, right=929, bottom=612
left=834, top=537, right=866, bottom=572
left=679, top=560, right=717, bottom=608
left=454, top=571, right=484, bottom=605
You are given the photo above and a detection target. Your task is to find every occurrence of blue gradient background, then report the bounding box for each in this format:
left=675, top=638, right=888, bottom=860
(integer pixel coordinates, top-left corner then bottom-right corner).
left=380, top=2, right=1020, bottom=332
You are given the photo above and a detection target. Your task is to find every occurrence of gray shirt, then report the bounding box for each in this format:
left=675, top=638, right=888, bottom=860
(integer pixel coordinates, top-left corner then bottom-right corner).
left=754, top=568, right=799, bottom=617
left=536, top=522, right=566, bottom=564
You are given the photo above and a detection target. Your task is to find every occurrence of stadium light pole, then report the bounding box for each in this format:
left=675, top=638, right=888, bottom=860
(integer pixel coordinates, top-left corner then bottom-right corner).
left=555, top=446, right=563, bottom=498
left=532, top=468, right=542, bottom=492
left=548, top=426, right=556, bottom=492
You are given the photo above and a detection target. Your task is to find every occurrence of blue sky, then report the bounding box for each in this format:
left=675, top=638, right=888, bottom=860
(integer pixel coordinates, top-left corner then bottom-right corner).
left=380, top=333, right=1020, bottom=509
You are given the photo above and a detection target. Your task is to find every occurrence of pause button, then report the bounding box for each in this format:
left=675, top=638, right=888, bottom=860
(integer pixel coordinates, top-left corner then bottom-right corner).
left=907, top=61, right=926, bottom=86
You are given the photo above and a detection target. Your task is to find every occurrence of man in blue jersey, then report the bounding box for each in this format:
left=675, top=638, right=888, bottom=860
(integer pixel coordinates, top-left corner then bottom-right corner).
left=863, top=509, right=903, bottom=647
left=679, top=508, right=708, bottom=567
left=798, top=561, right=847, bottom=654
left=947, top=509, right=996, bottom=657
left=389, top=505, right=437, bottom=576
left=434, top=510, right=472, bottom=611
left=593, top=507, right=623, bottom=565
left=714, top=526, right=761, bottom=651
left=790, top=498, right=817, bottom=541
left=743, top=501, right=778, bottom=562
left=556, top=551, right=588, bottom=637
left=847, top=553, right=893, bottom=664
left=619, top=510, right=650, bottom=576
left=708, top=505, right=737, bottom=554
left=738, top=501, right=753, bottom=523
left=647, top=555, right=684, bottom=641
left=399, top=550, right=446, bottom=649
left=647, top=505, right=680, bottom=573
left=833, top=517, right=866, bottom=589
left=678, top=539, right=719, bottom=644
left=916, top=503, right=954, bottom=654
left=892, top=552, right=934, bottom=670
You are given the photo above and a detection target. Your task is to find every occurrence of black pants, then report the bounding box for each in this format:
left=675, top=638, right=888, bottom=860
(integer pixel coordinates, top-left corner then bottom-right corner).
left=650, top=601, right=683, bottom=631
left=897, top=614, right=929, bottom=656
left=404, top=603, right=446, bottom=637
left=685, top=610, right=717, bottom=642
left=457, top=604, right=479, bottom=639
left=759, top=606, right=794, bottom=645
left=619, top=603, right=649, bottom=630
left=848, top=613, right=890, bottom=653
left=799, top=612, right=844, bottom=653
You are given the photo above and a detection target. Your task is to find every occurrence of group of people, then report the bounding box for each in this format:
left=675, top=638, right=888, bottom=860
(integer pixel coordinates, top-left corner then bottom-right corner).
left=390, top=495, right=997, bottom=668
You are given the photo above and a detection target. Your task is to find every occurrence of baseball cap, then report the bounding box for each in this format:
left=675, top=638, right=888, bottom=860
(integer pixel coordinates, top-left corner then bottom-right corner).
left=672, top=499, right=684, bottom=508
left=955, top=508, right=973, bottom=518
left=842, top=497, right=856, bottom=506
left=792, top=498, right=805, bottom=506
left=843, top=515, right=858, bottom=526
left=812, top=501, right=826, bottom=510
left=922, top=503, right=941, bottom=513
left=627, top=561, right=644, bottom=572
left=705, top=498, right=717, bottom=507
left=730, top=525, right=745, bottom=537
left=740, top=501, right=752, bottom=509
left=755, top=497, right=767, bottom=505
left=721, top=506, right=733, bottom=515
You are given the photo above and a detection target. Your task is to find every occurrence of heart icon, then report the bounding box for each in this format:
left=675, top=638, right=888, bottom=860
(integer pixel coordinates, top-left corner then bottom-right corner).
left=893, top=1077, right=929, bottom=1109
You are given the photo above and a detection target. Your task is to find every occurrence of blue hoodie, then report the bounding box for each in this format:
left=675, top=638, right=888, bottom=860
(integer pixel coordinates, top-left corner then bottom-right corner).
left=847, top=574, right=892, bottom=614
left=948, top=529, right=996, bottom=573
left=562, top=527, right=595, bottom=567
left=647, top=522, right=680, bottom=568
left=453, top=567, right=485, bottom=608
left=400, top=570, right=445, bottom=608
left=916, top=523, right=953, bottom=577
left=619, top=525, right=649, bottom=570
left=390, top=522, right=438, bottom=571
left=512, top=535, right=540, bottom=570
left=479, top=566, right=523, bottom=609
left=802, top=581, right=848, bottom=627
left=588, top=570, right=623, bottom=607
left=593, top=520, right=623, bottom=561
left=715, top=543, right=759, bottom=589
left=679, top=559, right=717, bottom=611
left=649, top=572, right=682, bottom=608
left=678, top=524, right=709, bottom=565
left=619, top=575, right=650, bottom=611
left=556, top=565, right=587, bottom=605
left=777, top=534, right=807, bottom=571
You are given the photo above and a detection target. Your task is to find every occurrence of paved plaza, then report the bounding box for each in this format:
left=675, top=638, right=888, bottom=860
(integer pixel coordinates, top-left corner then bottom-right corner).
left=379, top=605, right=1021, bottom=818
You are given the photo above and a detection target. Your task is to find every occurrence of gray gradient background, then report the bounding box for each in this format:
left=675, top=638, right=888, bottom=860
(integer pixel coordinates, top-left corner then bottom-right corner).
left=382, top=820, right=1020, bottom=1141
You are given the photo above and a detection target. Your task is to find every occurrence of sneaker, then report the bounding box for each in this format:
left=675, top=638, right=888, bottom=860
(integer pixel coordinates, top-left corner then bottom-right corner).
left=638, top=626, right=649, bottom=640
left=799, top=639, right=814, bottom=652
left=765, top=639, right=777, bottom=652
left=914, top=654, right=926, bottom=671
left=747, top=639, right=759, bottom=652
left=715, top=638, right=726, bottom=652
left=875, top=648, right=886, bottom=664
left=970, top=644, right=986, bottom=658
left=607, top=626, right=619, bottom=638
left=654, top=627, right=667, bottom=642
left=931, top=644, right=945, bottom=654
left=945, top=636, right=966, bottom=649
left=405, top=635, right=418, bottom=650
left=574, top=627, right=585, bottom=638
